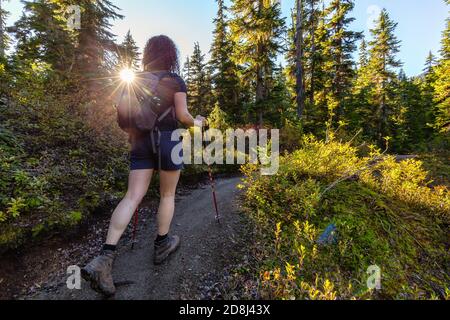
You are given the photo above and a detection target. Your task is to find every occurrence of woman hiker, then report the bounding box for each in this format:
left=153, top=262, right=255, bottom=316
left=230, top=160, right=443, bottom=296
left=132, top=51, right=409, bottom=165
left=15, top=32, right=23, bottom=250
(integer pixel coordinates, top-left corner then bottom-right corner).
left=81, top=35, right=207, bottom=297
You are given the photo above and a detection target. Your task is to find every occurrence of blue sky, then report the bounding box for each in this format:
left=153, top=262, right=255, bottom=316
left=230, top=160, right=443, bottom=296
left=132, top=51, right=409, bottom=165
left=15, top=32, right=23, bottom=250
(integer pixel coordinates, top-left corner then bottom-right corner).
left=3, top=0, right=449, bottom=76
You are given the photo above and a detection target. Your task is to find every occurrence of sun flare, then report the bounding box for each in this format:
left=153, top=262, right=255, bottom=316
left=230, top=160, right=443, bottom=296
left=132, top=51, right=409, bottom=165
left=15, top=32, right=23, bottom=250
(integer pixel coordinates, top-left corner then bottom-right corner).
left=120, top=68, right=135, bottom=83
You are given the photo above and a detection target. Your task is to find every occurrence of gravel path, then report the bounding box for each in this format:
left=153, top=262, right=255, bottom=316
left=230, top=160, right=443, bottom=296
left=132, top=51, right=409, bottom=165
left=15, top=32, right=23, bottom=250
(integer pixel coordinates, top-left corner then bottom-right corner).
left=30, top=177, right=247, bottom=300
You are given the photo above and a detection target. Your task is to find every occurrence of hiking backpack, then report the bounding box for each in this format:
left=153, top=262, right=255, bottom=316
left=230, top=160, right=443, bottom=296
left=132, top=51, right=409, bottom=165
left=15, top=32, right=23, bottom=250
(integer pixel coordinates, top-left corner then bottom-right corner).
left=116, top=72, right=174, bottom=133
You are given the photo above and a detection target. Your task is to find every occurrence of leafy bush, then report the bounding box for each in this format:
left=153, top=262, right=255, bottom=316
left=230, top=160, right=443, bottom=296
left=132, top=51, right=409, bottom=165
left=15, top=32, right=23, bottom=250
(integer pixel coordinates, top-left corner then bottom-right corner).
left=0, top=68, right=129, bottom=251
left=241, top=137, right=449, bottom=299
left=279, top=119, right=303, bottom=152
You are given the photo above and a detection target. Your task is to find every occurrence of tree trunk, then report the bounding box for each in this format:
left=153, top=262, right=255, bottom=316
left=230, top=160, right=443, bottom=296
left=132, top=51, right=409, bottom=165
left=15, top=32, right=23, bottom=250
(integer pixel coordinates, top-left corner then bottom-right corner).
left=379, top=56, right=387, bottom=145
left=295, top=0, right=306, bottom=119
left=255, top=0, right=265, bottom=127
left=380, top=83, right=387, bottom=144
left=309, top=0, right=316, bottom=106
left=335, top=16, right=343, bottom=122
left=0, top=1, right=5, bottom=58
left=256, top=63, right=264, bottom=127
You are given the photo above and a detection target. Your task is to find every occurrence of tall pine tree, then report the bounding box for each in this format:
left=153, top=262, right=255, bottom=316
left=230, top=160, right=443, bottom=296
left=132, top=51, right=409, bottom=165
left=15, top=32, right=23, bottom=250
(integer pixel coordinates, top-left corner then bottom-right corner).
left=421, top=52, right=438, bottom=141
left=424, top=51, right=437, bottom=75
left=358, top=37, right=368, bottom=69
left=118, top=30, right=140, bottom=70
left=12, top=0, right=123, bottom=83
left=286, top=0, right=322, bottom=121
left=323, top=0, right=362, bottom=129
left=304, top=0, right=322, bottom=108
left=72, top=0, right=123, bottom=80
left=366, top=9, right=402, bottom=144
left=185, top=42, right=213, bottom=116
left=433, top=1, right=450, bottom=133
left=305, top=2, right=330, bottom=132
left=394, top=71, right=432, bottom=151
left=0, top=0, right=9, bottom=59
left=352, top=37, right=372, bottom=133
left=0, top=0, right=9, bottom=96
left=230, top=0, right=286, bottom=126
left=182, top=56, right=191, bottom=83
left=285, top=9, right=299, bottom=117
left=209, top=0, right=241, bottom=124
left=294, top=0, right=306, bottom=119
left=267, top=64, right=292, bottom=126
left=13, top=0, right=77, bottom=73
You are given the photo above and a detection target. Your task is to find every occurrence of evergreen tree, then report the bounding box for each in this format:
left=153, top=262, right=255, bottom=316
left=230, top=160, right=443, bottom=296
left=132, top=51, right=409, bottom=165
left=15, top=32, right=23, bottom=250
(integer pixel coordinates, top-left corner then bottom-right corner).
left=286, top=1, right=323, bottom=115
left=366, top=9, right=402, bottom=144
left=185, top=42, right=213, bottom=116
left=267, top=64, right=292, bottom=126
left=209, top=0, right=241, bottom=124
left=305, top=3, right=330, bottom=132
left=0, top=0, right=10, bottom=97
left=352, top=56, right=372, bottom=136
left=182, top=56, right=191, bottom=82
left=424, top=51, right=437, bottom=75
left=12, top=0, right=123, bottom=82
left=285, top=9, right=299, bottom=115
left=352, top=38, right=374, bottom=131
left=208, top=103, right=230, bottom=130
left=13, top=0, right=76, bottom=73
left=72, top=0, right=123, bottom=80
left=433, top=61, right=450, bottom=133
left=204, top=63, right=215, bottom=116
left=304, top=0, right=322, bottom=108
left=394, top=72, right=432, bottom=151
left=358, top=37, right=368, bottom=69
left=0, top=0, right=9, bottom=59
left=433, top=3, right=450, bottom=133
left=421, top=51, right=438, bottom=139
left=288, top=1, right=360, bottom=136
left=323, top=0, right=362, bottom=127
left=118, top=30, right=140, bottom=70
left=294, top=0, right=306, bottom=119
left=230, top=0, right=286, bottom=126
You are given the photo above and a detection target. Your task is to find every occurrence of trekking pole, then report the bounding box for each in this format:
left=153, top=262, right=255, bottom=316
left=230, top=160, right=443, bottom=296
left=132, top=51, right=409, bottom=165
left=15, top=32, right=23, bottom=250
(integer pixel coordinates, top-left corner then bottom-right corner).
left=202, top=125, right=221, bottom=224
left=131, top=206, right=139, bottom=249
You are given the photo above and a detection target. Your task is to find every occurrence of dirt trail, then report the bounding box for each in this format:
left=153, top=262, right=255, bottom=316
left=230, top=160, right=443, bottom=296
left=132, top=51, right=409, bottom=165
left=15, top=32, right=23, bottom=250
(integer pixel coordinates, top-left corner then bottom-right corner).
left=29, top=177, right=247, bottom=300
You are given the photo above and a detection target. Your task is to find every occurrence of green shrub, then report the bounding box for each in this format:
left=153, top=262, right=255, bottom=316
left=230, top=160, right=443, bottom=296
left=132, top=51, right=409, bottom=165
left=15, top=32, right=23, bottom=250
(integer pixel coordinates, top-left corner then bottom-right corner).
left=241, top=137, right=449, bottom=299
left=0, top=71, right=129, bottom=251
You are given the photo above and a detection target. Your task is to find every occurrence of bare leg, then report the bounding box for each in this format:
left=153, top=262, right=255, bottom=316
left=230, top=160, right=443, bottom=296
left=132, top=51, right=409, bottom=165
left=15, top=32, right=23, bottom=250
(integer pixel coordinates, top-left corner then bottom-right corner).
left=157, top=170, right=181, bottom=236
left=105, top=169, right=153, bottom=245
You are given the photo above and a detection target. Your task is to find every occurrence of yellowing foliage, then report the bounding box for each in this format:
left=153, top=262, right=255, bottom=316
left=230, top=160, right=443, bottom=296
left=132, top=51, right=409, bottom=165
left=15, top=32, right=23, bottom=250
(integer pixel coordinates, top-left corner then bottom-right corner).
left=242, top=138, right=449, bottom=299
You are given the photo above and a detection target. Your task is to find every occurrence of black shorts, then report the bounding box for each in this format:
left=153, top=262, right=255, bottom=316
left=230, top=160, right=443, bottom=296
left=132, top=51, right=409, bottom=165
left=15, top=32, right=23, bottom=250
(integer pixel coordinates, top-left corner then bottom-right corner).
left=130, top=131, right=184, bottom=171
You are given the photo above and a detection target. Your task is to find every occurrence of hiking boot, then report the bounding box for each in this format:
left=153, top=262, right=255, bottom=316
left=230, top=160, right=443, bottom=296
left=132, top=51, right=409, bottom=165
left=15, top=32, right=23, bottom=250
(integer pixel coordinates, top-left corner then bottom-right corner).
left=154, top=235, right=180, bottom=265
left=81, top=250, right=116, bottom=297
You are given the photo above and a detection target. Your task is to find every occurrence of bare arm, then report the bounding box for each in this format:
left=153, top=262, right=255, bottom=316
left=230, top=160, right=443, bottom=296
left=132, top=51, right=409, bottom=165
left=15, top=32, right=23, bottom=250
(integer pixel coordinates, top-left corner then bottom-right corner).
left=174, top=92, right=206, bottom=127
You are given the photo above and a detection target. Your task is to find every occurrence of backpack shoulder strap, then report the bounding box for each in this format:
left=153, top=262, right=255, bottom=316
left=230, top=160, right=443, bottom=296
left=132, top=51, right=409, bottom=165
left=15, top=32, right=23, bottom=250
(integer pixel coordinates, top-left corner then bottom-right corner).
left=155, top=72, right=176, bottom=123
left=157, top=106, right=174, bottom=122
left=138, top=72, right=175, bottom=124
left=139, top=71, right=168, bottom=97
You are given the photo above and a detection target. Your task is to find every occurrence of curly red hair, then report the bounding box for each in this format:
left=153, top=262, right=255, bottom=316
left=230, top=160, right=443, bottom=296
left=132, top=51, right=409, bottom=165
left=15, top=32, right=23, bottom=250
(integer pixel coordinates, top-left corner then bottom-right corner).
left=143, top=35, right=180, bottom=74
